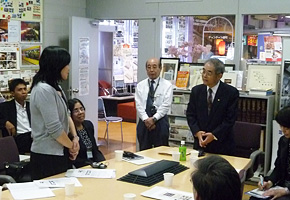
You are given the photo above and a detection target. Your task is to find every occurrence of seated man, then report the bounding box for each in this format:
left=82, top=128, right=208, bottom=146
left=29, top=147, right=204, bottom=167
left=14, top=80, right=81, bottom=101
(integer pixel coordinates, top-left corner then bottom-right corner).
left=0, top=78, right=32, bottom=154
left=191, top=155, right=242, bottom=200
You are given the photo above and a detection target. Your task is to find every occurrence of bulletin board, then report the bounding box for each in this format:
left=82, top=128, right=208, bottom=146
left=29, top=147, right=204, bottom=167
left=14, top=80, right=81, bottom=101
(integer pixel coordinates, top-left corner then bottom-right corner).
left=0, top=0, right=42, bottom=22
left=246, top=64, right=281, bottom=92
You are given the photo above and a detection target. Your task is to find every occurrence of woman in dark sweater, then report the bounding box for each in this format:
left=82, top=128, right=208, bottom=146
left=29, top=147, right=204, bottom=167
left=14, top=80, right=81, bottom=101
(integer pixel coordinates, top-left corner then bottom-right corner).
left=68, top=98, right=105, bottom=168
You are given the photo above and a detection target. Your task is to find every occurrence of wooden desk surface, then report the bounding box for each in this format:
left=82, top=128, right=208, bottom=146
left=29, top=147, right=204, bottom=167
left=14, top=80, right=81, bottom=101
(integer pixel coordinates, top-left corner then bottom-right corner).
left=2, top=146, right=251, bottom=200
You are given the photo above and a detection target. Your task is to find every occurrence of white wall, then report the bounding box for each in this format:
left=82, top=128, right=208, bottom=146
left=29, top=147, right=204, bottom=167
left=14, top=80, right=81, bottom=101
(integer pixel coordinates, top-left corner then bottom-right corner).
left=87, top=0, right=290, bottom=81
left=43, top=0, right=86, bottom=49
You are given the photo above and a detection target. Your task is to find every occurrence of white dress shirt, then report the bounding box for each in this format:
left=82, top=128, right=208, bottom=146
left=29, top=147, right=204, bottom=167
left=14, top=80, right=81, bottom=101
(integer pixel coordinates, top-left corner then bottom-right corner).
left=135, top=77, right=173, bottom=121
left=207, top=81, right=220, bottom=102
left=15, top=101, right=31, bottom=134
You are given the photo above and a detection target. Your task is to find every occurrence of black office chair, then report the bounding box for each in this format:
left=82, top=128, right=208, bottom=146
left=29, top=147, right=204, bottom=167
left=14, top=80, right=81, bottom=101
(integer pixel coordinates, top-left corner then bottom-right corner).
left=0, top=136, right=31, bottom=182
left=233, top=121, right=263, bottom=181
left=0, top=175, right=15, bottom=186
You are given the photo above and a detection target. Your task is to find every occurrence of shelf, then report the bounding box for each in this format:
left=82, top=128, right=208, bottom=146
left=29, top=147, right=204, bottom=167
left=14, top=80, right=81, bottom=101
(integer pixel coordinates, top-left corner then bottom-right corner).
left=168, top=114, right=186, bottom=118
left=243, top=27, right=290, bottom=35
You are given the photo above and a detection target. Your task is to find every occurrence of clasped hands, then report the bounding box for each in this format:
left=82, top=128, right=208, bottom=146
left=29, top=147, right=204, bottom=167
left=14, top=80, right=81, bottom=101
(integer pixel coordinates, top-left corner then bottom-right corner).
left=69, top=137, right=80, bottom=160
left=144, top=117, right=156, bottom=131
left=258, top=180, right=289, bottom=199
left=196, top=131, right=215, bottom=148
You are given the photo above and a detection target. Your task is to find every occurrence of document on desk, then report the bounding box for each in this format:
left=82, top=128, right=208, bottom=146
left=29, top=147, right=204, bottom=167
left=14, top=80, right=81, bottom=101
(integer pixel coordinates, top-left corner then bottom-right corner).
left=34, top=177, right=82, bottom=188
left=6, top=182, right=55, bottom=200
left=141, top=186, right=193, bottom=200
left=245, top=188, right=270, bottom=199
left=65, top=169, right=116, bottom=178
left=123, top=155, right=159, bottom=165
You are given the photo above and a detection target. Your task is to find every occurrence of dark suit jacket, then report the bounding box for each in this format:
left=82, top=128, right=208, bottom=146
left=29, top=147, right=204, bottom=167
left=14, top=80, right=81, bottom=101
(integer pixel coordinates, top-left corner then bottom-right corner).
left=73, top=120, right=105, bottom=168
left=186, top=81, right=239, bottom=155
left=0, top=99, right=31, bottom=137
left=266, top=136, right=289, bottom=189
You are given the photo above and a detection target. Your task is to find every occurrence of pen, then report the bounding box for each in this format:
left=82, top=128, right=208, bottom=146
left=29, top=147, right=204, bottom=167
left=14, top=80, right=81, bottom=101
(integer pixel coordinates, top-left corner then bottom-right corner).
left=260, top=175, right=264, bottom=187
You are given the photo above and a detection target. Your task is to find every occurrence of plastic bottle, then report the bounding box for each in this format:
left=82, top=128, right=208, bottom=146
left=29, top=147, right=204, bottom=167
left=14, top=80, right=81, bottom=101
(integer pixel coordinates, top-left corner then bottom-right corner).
left=179, top=140, right=187, bottom=161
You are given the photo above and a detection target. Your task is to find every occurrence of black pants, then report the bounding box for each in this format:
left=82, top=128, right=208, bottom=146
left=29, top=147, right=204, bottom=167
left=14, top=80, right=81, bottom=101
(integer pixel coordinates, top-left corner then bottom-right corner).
left=137, top=116, right=169, bottom=151
left=30, top=149, right=72, bottom=180
left=15, top=132, right=32, bottom=154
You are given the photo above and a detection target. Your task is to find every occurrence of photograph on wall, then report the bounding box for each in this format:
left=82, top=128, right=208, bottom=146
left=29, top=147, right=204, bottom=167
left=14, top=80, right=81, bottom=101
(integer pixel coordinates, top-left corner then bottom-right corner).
left=0, top=43, right=20, bottom=70
left=160, top=58, right=180, bottom=84
left=21, top=45, right=41, bottom=66
left=20, top=69, right=38, bottom=90
left=21, top=21, right=41, bottom=42
left=264, top=36, right=282, bottom=62
left=0, top=70, right=21, bottom=91
left=0, top=19, right=8, bottom=42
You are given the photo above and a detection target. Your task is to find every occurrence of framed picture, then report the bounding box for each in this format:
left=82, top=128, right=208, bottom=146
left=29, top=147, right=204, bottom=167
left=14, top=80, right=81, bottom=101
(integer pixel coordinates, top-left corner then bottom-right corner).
left=160, top=57, right=180, bottom=83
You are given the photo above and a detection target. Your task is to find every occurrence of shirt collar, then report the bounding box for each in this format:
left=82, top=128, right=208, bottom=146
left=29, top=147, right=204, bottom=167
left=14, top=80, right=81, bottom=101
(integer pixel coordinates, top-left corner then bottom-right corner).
left=207, top=81, right=220, bottom=94
left=15, top=100, right=26, bottom=109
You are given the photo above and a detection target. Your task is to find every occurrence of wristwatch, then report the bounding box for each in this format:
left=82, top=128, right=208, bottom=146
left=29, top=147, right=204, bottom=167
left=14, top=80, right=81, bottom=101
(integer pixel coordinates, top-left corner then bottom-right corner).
left=153, top=117, right=158, bottom=123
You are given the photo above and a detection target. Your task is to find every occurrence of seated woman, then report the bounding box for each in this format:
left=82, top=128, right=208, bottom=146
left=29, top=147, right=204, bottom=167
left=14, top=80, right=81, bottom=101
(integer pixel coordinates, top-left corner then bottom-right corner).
left=68, top=98, right=105, bottom=168
left=250, top=106, right=290, bottom=200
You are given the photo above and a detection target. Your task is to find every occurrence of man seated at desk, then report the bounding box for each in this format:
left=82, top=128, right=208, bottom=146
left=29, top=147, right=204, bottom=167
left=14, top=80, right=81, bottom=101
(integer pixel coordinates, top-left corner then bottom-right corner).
left=0, top=78, right=32, bottom=154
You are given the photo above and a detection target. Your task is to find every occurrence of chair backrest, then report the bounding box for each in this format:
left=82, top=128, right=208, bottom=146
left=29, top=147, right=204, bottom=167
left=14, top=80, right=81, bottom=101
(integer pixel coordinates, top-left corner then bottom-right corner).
left=0, top=136, right=19, bottom=174
left=98, top=97, right=107, bottom=119
left=233, top=121, right=261, bottom=158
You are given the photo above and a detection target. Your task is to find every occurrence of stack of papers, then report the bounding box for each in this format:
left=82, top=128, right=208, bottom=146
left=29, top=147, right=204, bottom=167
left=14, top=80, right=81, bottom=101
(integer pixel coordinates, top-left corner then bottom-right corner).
left=141, top=186, right=193, bottom=200
left=65, top=168, right=116, bottom=178
left=6, top=177, right=81, bottom=200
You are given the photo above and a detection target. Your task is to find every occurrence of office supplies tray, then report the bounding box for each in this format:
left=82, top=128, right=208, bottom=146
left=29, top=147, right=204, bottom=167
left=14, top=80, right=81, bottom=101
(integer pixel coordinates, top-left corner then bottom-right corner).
left=117, top=160, right=189, bottom=186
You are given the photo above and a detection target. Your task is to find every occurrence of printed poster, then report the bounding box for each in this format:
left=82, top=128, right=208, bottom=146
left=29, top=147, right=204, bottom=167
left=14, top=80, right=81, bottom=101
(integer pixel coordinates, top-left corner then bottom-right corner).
left=79, top=37, right=89, bottom=65
left=79, top=67, right=89, bottom=96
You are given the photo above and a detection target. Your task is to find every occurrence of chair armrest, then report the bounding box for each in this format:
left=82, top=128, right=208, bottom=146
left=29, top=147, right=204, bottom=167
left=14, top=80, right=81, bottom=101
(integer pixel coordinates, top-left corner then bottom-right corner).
left=246, top=150, right=264, bottom=180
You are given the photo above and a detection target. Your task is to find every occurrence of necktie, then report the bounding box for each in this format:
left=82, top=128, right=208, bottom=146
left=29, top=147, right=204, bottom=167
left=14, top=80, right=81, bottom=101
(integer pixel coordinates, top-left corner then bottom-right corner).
left=146, top=80, right=155, bottom=116
left=207, top=88, right=213, bottom=114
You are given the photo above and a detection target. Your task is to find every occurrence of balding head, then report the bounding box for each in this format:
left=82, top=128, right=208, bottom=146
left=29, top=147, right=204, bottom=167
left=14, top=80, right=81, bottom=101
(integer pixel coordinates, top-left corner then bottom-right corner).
left=146, top=57, right=161, bottom=80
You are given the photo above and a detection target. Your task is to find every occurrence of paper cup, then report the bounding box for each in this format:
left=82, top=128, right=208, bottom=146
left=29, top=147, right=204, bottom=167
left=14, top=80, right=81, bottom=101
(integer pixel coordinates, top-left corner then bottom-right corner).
left=65, top=182, right=75, bottom=196
left=190, top=150, right=199, bottom=167
left=115, top=150, right=124, bottom=161
left=171, top=151, right=180, bottom=162
left=123, top=193, right=136, bottom=200
left=163, top=172, right=174, bottom=187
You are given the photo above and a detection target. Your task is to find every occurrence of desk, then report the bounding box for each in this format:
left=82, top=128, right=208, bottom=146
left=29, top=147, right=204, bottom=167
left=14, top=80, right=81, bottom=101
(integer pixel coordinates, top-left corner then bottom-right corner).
left=101, top=95, right=135, bottom=116
left=2, top=146, right=251, bottom=199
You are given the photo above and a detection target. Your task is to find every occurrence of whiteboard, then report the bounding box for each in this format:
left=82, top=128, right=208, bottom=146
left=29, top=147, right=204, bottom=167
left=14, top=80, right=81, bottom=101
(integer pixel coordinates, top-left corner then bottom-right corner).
left=246, top=64, right=280, bottom=92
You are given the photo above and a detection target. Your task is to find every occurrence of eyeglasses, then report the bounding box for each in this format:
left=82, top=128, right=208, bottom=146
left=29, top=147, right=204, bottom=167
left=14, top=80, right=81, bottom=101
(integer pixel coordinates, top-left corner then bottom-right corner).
left=200, top=69, right=214, bottom=77
left=73, top=107, right=85, bottom=114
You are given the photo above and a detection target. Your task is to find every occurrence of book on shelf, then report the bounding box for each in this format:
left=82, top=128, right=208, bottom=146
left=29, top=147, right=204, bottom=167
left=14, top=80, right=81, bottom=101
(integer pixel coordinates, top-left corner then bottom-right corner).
left=249, top=88, right=273, bottom=96
left=175, top=71, right=189, bottom=89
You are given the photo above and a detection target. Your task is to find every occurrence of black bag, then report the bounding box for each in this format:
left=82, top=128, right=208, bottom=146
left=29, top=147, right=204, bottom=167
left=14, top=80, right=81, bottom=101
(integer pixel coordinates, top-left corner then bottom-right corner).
left=4, top=161, right=31, bottom=182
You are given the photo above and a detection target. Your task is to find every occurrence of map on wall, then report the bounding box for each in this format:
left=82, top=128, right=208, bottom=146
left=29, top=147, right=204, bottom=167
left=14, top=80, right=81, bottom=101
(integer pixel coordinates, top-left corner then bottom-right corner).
left=0, top=0, right=42, bottom=22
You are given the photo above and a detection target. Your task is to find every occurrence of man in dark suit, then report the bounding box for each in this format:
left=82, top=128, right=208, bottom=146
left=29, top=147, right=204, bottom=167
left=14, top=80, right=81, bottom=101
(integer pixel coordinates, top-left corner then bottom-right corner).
left=0, top=78, right=32, bottom=154
left=186, top=58, right=239, bottom=155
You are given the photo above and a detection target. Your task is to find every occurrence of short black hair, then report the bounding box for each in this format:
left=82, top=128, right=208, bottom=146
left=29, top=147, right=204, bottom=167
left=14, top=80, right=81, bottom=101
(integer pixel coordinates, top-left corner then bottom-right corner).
left=8, top=78, right=27, bottom=92
left=204, top=58, right=225, bottom=74
left=191, top=155, right=241, bottom=200
left=31, top=46, right=70, bottom=91
left=275, top=106, right=290, bottom=128
left=68, top=98, right=85, bottom=117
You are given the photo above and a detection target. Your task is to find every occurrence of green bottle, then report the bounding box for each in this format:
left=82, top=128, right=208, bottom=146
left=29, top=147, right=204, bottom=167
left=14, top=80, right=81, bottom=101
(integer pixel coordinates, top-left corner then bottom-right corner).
left=179, top=140, right=187, bottom=161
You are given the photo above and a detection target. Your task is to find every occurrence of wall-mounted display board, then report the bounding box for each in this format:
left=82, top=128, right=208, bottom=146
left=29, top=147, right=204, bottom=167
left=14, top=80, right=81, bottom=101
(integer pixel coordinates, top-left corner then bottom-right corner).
left=246, top=64, right=281, bottom=92
left=0, top=0, right=42, bottom=22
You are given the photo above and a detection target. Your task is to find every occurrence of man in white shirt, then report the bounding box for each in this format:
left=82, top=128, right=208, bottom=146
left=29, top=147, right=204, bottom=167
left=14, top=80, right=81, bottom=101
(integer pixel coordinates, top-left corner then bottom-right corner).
left=135, top=57, right=173, bottom=150
left=0, top=78, right=32, bottom=154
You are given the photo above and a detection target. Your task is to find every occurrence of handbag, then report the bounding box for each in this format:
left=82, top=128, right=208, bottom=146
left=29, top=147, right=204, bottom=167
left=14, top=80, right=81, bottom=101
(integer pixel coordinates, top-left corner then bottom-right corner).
left=4, top=161, right=31, bottom=182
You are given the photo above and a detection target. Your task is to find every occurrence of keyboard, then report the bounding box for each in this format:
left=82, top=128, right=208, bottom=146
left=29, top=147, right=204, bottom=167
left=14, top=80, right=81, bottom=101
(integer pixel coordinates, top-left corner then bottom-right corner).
left=112, top=92, right=134, bottom=97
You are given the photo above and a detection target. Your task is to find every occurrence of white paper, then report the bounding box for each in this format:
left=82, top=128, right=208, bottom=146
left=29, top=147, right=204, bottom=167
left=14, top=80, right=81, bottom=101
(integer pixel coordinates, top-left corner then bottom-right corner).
left=79, top=37, right=89, bottom=65
left=65, top=169, right=116, bottom=179
left=79, top=66, right=89, bottom=96
left=7, top=182, right=55, bottom=200
left=19, top=155, right=30, bottom=161
left=34, top=177, right=82, bottom=188
left=123, top=155, right=159, bottom=165
left=141, top=186, right=193, bottom=200
left=8, top=20, right=20, bottom=42
left=245, top=186, right=283, bottom=199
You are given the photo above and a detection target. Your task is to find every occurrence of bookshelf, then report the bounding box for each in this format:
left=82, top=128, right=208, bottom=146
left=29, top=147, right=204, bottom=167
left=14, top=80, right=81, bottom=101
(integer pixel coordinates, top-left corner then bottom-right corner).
left=169, top=89, right=275, bottom=175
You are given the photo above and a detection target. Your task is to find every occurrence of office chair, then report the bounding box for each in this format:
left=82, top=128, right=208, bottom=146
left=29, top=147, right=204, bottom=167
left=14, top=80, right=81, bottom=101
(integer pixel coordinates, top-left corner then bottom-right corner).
left=233, top=121, right=263, bottom=181
left=0, top=136, right=31, bottom=182
left=98, top=97, right=123, bottom=145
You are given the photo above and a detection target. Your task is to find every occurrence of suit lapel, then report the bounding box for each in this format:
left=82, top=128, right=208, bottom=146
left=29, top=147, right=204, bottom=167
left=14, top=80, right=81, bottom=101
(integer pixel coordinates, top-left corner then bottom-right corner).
left=208, top=82, right=224, bottom=120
